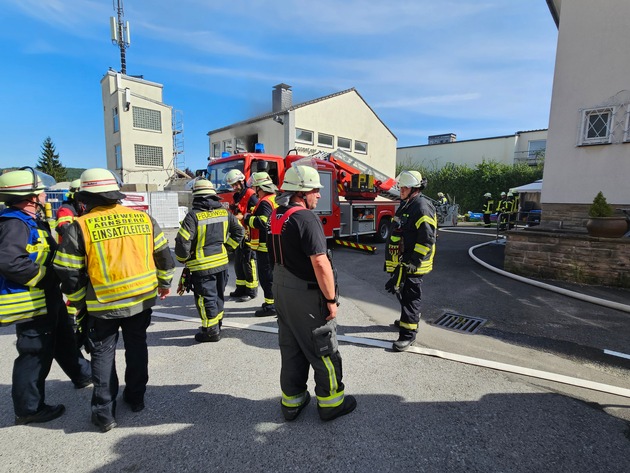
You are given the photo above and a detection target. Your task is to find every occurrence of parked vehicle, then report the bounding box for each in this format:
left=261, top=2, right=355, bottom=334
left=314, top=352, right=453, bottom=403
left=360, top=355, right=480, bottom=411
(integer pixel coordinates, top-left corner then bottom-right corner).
left=204, top=147, right=399, bottom=242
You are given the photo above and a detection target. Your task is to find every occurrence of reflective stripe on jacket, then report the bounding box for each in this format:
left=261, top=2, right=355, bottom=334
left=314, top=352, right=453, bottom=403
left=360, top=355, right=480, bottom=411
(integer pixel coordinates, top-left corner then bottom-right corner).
left=176, top=204, right=243, bottom=274
left=233, top=187, right=257, bottom=248
left=247, top=194, right=277, bottom=252
left=385, top=194, right=437, bottom=276
left=75, top=204, right=158, bottom=311
left=55, top=202, right=78, bottom=243
left=0, top=209, right=49, bottom=325
left=482, top=199, right=494, bottom=214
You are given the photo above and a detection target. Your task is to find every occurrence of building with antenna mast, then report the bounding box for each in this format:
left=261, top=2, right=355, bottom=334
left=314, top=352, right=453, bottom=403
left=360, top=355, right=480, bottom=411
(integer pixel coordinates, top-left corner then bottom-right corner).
left=101, top=1, right=183, bottom=190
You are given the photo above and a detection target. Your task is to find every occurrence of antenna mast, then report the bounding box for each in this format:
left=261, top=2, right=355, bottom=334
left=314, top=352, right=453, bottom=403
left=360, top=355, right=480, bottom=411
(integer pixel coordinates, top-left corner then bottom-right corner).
left=110, top=0, right=131, bottom=74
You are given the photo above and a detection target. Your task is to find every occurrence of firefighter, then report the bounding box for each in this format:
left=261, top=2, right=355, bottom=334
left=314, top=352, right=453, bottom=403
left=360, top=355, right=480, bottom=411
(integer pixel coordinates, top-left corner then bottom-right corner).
left=55, top=179, right=81, bottom=243
left=175, top=179, right=243, bottom=342
left=243, top=172, right=278, bottom=317
left=508, top=191, right=520, bottom=228
left=482, top=192, right=494, bottom=227
left=0, top=168, right=91, bottom=426
left=225, top=169, right=258, bottom=301
left=496, top=191, right=509, bottom=230
left=384, top=170, right=437, bottom=352
left=53, top=168, right=175, bottom=433
left=437, top=192, right=448, bottom=205
left=271, top=164, right=356, bottom=422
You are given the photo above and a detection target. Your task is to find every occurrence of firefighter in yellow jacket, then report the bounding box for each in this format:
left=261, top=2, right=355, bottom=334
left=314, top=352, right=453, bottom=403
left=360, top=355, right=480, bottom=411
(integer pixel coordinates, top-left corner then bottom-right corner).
left=0, top=169, right=91, bottom=426
left=53, top=168, right=175, bottom=432
left=175, top=179, right=244, bottom=342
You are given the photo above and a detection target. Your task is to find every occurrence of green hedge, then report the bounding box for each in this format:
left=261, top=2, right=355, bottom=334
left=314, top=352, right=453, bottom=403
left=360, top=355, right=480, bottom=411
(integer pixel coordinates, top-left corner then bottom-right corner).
left=396, top=160, right=544, bottom=213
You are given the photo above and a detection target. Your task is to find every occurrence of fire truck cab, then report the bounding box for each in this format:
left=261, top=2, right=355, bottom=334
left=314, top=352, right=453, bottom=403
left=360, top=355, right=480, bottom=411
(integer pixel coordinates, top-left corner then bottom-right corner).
left=205, top=148, right=399, bottom=243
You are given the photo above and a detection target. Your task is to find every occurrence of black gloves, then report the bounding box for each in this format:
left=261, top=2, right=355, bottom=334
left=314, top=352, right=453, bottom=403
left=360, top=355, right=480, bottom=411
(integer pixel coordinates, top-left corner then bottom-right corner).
left=177, top=267, right=193, bottom=295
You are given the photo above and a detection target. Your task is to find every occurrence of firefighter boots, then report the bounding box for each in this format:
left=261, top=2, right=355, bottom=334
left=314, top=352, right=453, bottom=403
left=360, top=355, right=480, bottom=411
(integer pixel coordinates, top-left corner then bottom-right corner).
left=393, top=338, right=415, bottom=352
left=255, top=303, right=277, bottom=317
left=229, top=287, right=246, bottom=298
left=195, top=327, right=221, bottom=343
left=234, top=289, right=257, bottom=302
left=282, top=392, right=311, bottom=421
left=318, top=395, right=357, bottom=422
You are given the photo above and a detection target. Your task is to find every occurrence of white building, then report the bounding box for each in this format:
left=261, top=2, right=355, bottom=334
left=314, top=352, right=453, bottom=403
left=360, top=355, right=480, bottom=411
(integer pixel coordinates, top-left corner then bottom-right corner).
left=397, top=130, right=547, bottom=171
left=101, top=71, right=179, bottom=190
left=542, top=0, right=630, bottom=225
left=207, top=84, right=398, bottom=178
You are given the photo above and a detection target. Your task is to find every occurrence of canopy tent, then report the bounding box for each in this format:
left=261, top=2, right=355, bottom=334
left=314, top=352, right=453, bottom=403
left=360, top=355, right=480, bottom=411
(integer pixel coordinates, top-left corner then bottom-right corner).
left=510, top=179, right=542, bottom=218
left=510, top=179, right=542, bottom=194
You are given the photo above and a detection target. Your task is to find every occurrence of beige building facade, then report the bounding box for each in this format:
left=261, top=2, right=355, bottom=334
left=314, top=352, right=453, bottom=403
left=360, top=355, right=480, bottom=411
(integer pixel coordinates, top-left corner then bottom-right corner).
left=542, top=0, right=630, bottom=223
left=397, top=130, right=547, bottom=171
left=207, top=84, right=398, bottom=178
left=101, top=71, right=175, bottom=190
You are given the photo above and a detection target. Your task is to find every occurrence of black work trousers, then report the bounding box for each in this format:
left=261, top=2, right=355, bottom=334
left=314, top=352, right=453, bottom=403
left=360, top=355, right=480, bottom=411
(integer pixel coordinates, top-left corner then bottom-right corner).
left=87, top=309, right=151, bottom=423
left=398, top=275, right=423, bottom=341
left=191, top=270, right=227, bottom=334
left=273, top=265, right=346, bottom=411
left=233, top=245, right=257, bottom=296
left=12, top=295, right=91, bottom=417
left=256, top=251, right=274, bottom=305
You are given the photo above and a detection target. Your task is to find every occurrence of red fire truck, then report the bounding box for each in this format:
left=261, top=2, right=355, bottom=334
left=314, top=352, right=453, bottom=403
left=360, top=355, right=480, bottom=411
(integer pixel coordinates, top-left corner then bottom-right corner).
left=204, top=148, right=399, bottom=243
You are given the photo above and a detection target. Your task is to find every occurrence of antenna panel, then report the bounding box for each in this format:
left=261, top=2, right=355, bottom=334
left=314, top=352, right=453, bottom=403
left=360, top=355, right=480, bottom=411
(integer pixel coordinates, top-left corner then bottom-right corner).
left=125, top=21, right=131, bottom=45
left=110, top=17, right=118, bottom=42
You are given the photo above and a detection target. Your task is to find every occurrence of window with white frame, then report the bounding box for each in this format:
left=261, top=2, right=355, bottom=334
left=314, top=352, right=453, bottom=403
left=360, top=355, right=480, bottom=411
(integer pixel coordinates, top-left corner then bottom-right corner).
left=114, top=144, right=122, bottom=169
left=337, top=137, right=352, bottom=151
left=132, top=106, right=162, bottom=132
left=296, top=128, right=314, bottom=145
left=222, top=139, right=233, bottom=153
left=579, top=107, right=613, bottom=145
left=355, top=140, right=368, bottom=154
left=527, top=140, right=546, bottom=159
left=113, top=107, right=119, bottom=133
left=134, top=144, right=163, bottom=167
left=212, top=142, right=221, bottom=157
left=318, top=133, right=334, bottom=148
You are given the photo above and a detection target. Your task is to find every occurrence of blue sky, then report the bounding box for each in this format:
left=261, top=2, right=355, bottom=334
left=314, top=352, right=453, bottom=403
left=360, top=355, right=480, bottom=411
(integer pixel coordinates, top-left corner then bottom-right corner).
left=0, top=0, right=558, bottom=171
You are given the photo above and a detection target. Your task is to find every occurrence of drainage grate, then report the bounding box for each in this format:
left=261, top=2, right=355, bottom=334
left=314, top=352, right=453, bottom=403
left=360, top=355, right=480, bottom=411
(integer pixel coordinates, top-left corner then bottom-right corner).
left=433, top=313, right=486, bottom=334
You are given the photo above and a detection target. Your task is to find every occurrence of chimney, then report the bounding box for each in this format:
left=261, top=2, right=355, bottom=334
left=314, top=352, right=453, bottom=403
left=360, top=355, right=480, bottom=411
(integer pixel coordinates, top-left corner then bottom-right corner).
left=272, top=83, right=292, bottom=113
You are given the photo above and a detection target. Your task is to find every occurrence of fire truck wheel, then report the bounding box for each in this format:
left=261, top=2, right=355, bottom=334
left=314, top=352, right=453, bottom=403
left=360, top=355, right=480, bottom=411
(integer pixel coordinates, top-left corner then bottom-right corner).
left=374, top=217, right=391, bottom=243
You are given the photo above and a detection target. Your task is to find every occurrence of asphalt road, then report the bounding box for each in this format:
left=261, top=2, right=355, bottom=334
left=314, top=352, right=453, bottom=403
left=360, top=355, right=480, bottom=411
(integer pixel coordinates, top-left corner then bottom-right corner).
left=334, top=226, right=630, bottom=369
left=0, top=225, right=628, bottom=472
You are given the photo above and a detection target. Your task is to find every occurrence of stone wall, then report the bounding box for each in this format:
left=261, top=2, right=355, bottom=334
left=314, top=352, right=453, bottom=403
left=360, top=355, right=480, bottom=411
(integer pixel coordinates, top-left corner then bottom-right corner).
left=504, top=229, right=630, bottom=288
left=541, top=203, right=627, bottom=228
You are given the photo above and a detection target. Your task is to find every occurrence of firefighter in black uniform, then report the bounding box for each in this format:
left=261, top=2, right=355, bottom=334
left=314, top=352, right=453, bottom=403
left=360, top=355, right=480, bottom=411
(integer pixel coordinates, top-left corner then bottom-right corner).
left=225, top=169, right=258, bottom=301
left=54, top=168, right=175, bottom=432
left=175, top=179, right=244, bottom=342
left=243, top=172, right=278, bottom=317
left=496, top=191, right=509, bottom=230
left=271, top=165, right=356, bottom=422
left=0, top=169, right=91, bottom=426
left=482, top=192, right=494, bottom=227
left=385, top=170, right=437, bottom=352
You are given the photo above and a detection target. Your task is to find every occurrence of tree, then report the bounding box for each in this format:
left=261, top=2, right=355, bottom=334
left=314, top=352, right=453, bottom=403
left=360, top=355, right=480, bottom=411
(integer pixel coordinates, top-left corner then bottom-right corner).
left=36, top=137, right=67, bottom=182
